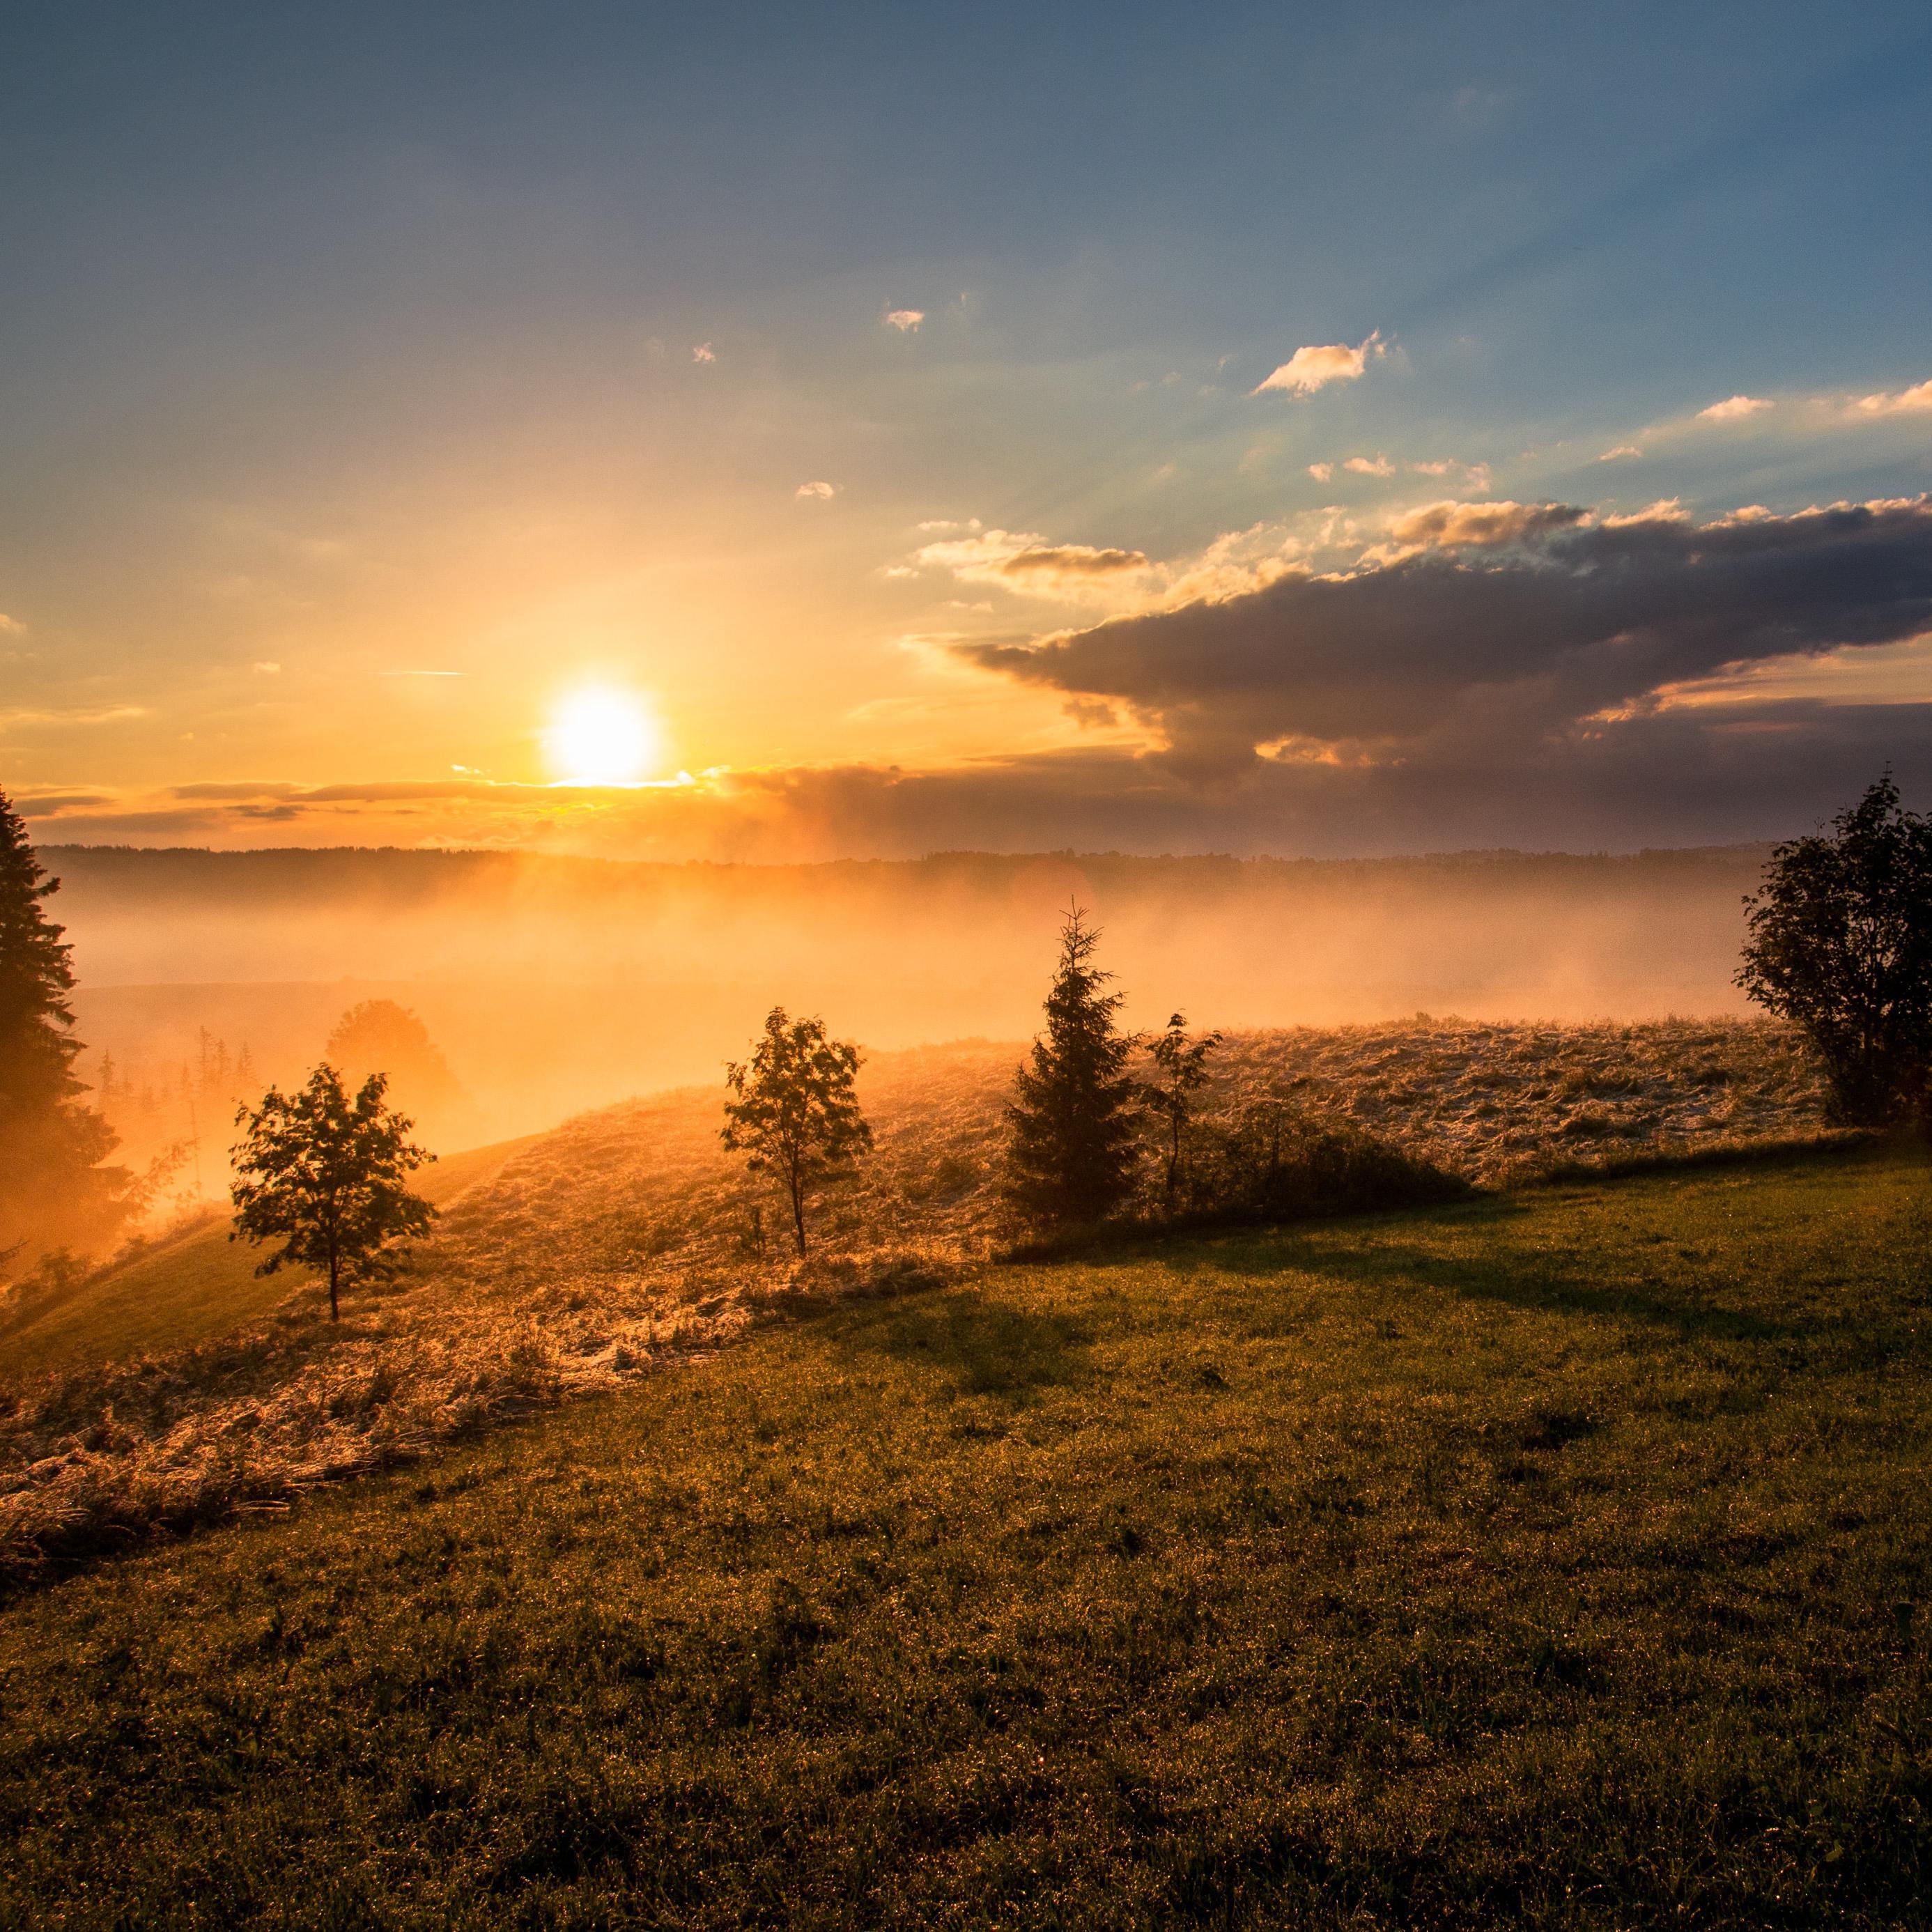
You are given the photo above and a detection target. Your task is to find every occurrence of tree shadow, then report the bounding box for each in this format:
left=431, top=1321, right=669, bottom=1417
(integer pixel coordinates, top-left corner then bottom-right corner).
left=838, top=1287, right=1093, bottom=1400
left=1159, top=1195, right=1802, bottom=1345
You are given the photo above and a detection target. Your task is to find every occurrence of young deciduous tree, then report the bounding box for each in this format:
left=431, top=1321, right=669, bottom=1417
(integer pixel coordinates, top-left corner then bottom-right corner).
left=1737, top=775, right=1932, bottom=1125
left=230, top=1065, right=436, bottom=1320
left=722, top=1008, right=872, bottom=1257
left=1145, top=1012, right=1223, bottom=1208
left=0, top=789, right=132, bottom=1269
left=1003, top=906, right=1143, bottom=1228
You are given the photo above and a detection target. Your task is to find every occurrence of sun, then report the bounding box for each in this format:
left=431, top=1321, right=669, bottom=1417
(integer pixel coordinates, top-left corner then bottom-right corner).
left=545, top=684, right=663, bottom=786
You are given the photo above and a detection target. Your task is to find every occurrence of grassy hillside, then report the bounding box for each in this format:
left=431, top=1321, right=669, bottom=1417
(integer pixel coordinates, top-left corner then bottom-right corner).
left=2, top=1145, right=1928, bottom=1928
left=0, top=1134, right=541, bottom=1382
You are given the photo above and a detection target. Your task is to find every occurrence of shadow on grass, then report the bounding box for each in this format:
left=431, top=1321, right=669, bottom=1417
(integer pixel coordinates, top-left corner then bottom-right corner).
left=1158, top=1182, right=1808, bottom=1345
left=839, top=1288, right=1093, bottom=1400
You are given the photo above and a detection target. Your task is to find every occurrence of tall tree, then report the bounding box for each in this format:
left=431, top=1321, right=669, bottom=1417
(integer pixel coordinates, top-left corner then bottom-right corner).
left=1145, top=1012, right=1223, bottom=1209
left=1738, top=775, right=1932, bottom=1125
left=0, top=791, right=130, bottom=1267
left=230, top=1065, right=436, bottom=1320
left=1003, top=906, right=1143, bottom=1228
left=722, top=1007, right=872, bottom=1257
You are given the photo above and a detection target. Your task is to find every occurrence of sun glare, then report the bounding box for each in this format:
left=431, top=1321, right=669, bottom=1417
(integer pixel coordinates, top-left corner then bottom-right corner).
left=546, top=685, right=663, bottom=787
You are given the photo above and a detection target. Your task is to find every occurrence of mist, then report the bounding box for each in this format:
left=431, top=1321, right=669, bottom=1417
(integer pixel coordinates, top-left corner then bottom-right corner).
left=45, top=842, right=1772, bottom=1165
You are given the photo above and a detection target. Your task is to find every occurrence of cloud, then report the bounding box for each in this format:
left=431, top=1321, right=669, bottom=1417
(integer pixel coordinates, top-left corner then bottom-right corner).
left=1600, top=445, right=1643, bottom=461
left=0, top=615, right=23, bottom=635
left=883, top=309, right=925, bottom=332
left=1343, top=454, right=1394, bottom=477
left=692, top=342, right=716, bottom=364
left=999, top=544, right=1150, bottom=581
left=1306, top=463, right=1334, bottom=482
left=796, top=480, right=837, bottom=500
left=12, top=791, right=116, bottom=817
left=1697, top=394, right=1772, bottom=422
left=0, top=704, right=147, bottom=729
left=1854, top=378, right=1932, bottom=417
left=1387, top=499, right=1589, bottom=548
left=958, top=496, right=1932, bottom=777
left=41, top=713, right=1932, bottom=861
left=1252, top=331, right=1386, bottom=396
left=252, top=660, right=281, bottom=674
left=910, top=527, right=1150, bottom=599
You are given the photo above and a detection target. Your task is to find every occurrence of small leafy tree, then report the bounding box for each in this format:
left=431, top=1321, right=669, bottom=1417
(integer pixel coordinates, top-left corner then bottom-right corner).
left=722, top=1008, right=872, bottom=1257
left=230, top=1065, right=436, bottom=1320
left=1145, top=1012, right=1223, bottom=1209
left=1737, top=775, right=1932, bottom=1125
left=0, top=789, right=133, bottom=1268
left=1004, top=906, right=1143, bottom=1228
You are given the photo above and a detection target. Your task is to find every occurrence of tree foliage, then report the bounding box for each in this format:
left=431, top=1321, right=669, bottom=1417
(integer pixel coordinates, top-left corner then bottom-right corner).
left=1003, top=907, right=1144, bottom=1228
left=1737, top=775, right=1932, bottom=1125
left=230, top=1065, right=436, bottom=1320
left=721, top=1008, right=872, bottom=1257
left=0, top=789, right=132, bottom=1269
left=325, top=999, right=465, bottom=1126
left=1145, top=1012, right=1223, bottom=1206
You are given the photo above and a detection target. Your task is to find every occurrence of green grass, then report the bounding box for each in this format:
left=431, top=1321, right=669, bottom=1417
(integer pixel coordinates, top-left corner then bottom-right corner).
left=0, top=1134, right=543, bottom=1382
left=3, top=1147, right=1930, bottom=1927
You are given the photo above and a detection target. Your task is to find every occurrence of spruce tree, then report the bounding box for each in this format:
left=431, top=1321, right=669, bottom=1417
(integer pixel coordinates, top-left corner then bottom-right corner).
left=1003, top=906, right=1143, bottom=1228
left=0, top=791, right=130, bottom=1266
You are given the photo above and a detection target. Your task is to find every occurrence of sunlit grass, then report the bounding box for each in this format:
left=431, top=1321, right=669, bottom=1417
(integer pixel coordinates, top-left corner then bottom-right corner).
left=1, top=1147, right=1928, bottom=1925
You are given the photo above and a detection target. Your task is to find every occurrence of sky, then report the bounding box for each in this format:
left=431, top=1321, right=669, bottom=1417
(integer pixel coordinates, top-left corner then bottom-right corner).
left=4, top=0, right=1931, bottom=860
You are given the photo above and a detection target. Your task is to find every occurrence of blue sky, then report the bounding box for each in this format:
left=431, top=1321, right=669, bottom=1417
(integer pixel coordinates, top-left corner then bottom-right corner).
left=4, top=2, right=1931, bottom=856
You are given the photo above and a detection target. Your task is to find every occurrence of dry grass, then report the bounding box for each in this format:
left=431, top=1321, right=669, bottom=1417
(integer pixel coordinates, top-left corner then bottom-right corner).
left=0, top=1019, right=1838, bottom=1586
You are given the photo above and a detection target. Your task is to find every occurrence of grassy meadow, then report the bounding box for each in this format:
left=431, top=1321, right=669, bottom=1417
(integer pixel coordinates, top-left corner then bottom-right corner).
left=1, top=1143, right=1929, bottom=1926
left=0, top=1021, right=1844, bottom=1584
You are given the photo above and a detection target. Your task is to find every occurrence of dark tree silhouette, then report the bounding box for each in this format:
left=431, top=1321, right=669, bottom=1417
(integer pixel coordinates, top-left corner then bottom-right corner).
left=230, top=1065, right=436, bottom=1320
left=0, top=789, right=132, bottom=1267
left=1146, top=1012, right=1223, bottom=1208
left=722, top=1007, right=872, bottom=1257
left=1003, top=906, right=1143, bottom=1228
left=1738, top=775, right=1932, bottom=1125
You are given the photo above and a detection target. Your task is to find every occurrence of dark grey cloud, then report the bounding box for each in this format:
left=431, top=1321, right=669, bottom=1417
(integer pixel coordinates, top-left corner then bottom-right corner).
left=961, top=497, right=1932, bottom=770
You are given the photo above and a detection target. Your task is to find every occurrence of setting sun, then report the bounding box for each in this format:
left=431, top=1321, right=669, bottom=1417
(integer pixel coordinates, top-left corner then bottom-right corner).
left=545, top=685, right=663, bottom=787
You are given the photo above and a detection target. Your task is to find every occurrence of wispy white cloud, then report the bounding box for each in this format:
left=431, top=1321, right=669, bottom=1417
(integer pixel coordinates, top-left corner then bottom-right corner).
left=883, top=309, right=925, bottom=332
left=1600, top=445, right=1643, bottom=461
left=252, top=660, right=281, bottom=674
left=692, top=341, right=716, bottom=364
left=1854, top=378, right=1932, bottom=417
left=1252, top=331, right=1386, bottom=396
left=1344, top=454, right=1394, bottom=477
left=0, top=614, right=23, bottom=635
left=1306, top=462, right=1334, bottom=482
left=1697, top=394, right=1771, bottom=422
left=796, top=480, right=837, bottom=500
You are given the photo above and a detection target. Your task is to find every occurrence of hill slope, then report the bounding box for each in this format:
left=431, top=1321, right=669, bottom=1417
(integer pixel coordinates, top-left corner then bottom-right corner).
left=1, top=1146, right=1927, bottom=1928
left=0, top=1134, right=542, bottom=1382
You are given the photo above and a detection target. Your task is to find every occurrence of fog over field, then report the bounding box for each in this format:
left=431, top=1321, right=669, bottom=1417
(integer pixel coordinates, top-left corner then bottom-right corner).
left=48, top=842, right=1772, bottom=1152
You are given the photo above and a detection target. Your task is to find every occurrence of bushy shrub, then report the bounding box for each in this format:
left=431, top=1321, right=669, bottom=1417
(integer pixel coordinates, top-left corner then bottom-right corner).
left=1160, top=1099, right=1469, bottom=1225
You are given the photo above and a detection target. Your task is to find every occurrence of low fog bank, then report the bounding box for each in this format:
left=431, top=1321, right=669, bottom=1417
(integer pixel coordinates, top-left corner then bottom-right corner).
left=49, top=842, right=1771, bottom=1155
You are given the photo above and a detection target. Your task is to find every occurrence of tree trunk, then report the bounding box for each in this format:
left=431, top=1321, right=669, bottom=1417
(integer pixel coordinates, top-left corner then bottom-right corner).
left=788, top=1164, right=807, bottom=1257
left=328, top=1253, right=341, bottom=1322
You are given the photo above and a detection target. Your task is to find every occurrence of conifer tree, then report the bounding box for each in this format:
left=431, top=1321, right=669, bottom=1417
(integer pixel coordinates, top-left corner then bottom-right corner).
left=1003, top=906, right=1143, bottom=1228
left=0, top=791, right=130, bottom=1266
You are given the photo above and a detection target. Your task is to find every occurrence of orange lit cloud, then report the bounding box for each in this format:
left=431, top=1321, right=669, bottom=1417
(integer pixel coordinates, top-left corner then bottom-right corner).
left=1251, top=331, right=1386, bottom=396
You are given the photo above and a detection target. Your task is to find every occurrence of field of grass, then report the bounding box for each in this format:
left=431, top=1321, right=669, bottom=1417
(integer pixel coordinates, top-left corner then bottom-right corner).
left=0, top=1021, right=1847, bottom=1586
left=2, top=1143, right=1928, bottom=1927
